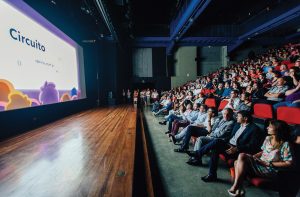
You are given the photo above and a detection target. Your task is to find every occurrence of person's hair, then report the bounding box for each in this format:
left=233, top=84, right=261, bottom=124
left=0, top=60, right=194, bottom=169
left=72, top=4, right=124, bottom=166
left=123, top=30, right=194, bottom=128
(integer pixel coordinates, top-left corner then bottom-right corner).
left=223, top=108, right=234, bottom=118
left=243, top=92, right=251, bottom=100
left=231, top=89, right=239, bottom=95
left=268, top=120, right=291, bottom=148
left=237, top=110, right=252, bottom=123
left=208, top=107, right=217, bottom=117
left=184, top=100, right=193, bottom=107
left=200, top=104, right=208, bottom=111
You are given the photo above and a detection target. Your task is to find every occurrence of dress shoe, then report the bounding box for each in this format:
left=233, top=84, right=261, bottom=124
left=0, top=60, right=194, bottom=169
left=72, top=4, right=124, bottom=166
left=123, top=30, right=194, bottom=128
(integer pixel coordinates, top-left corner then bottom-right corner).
left=165, top=131, right=171, bottom=134
left=186, top=150, right=197, bottom=157
left=186, top=158, right=202, bottom=166
left=174, top=148, right=187, bottom=153
left=159, top=121, right=167, bottom=125
left=201, top=174, right=217, bottom=182
left=237, top=188, right=245, bottom=196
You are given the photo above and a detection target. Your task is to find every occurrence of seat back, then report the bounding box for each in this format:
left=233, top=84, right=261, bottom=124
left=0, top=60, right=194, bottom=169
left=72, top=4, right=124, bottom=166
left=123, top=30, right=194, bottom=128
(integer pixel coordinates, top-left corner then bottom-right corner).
left=204, top=98, right=216, bottom=108
left=277, top=106, right=300, bottom=125
left=218, top=100, right=229, bottom=111
left=287, top=63, right=295, bottom=69
left=281, top=60, right=291, bottom=65
left=253, top=103, right=273, bottom=119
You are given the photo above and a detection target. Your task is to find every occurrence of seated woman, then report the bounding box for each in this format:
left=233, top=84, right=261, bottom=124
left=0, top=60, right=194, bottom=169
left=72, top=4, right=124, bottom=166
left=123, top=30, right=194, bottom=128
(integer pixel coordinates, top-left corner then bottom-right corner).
left=228, top=120, right=293, bottom=196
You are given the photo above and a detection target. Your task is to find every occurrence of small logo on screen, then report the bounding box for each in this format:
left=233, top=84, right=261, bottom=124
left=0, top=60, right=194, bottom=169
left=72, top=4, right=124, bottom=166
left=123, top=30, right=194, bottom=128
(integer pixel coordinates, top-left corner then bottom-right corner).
left=9, top=28, right=46, bottom=52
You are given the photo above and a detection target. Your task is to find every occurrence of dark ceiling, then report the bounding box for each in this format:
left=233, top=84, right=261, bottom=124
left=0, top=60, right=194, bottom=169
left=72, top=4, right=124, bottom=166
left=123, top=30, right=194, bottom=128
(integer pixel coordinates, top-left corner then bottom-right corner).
left=192, top=0, right=279, bottom=26
left=103, top=0, right=300, bottom=39
left=131, top=0, right=177, bottom=36
left=23, top=0, right=300, bottom=49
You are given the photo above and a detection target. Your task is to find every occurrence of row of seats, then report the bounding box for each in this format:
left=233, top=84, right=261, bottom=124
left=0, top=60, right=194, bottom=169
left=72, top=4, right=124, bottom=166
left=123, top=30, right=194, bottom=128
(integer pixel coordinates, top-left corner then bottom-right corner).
left=203, top=97, right=300, bottom=125
left=203, top=98, right=229, bottom=111
left=253, top=104, right=300, bottom=125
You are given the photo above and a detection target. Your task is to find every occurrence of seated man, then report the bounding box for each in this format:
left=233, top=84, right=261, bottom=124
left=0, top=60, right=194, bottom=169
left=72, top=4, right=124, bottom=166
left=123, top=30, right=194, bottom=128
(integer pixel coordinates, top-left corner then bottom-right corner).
left=151, top=95, right=166, bottom=112
left=171, top=107, right=216, bottom=145
left=221, top=82, right=232, bottom=99
left=153, top=96, right=173, bottom=116
left=213, top=83, right=224, bottom=98
left=222, top=90, right=241, bottom=112
left=170, top=102, right=199, bottom=136
left=160, top=104, right=192, bottom=134
left=264, top=77, right=288, bottom=104
left=190, top=104, right=207, bottom=127
left=186, top=111, right=262, bottom=182
left=173, top=108, right=235, bottom=153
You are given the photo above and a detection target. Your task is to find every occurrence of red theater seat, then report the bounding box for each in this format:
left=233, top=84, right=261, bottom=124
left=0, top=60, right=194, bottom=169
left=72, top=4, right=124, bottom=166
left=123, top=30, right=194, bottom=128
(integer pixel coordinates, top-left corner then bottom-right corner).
left=219, top=153, right=235, bottom=167
left=274, top=66, right=281, bottom=71
left=219, top=153, right=236, bottom=179
left=250, top=177, right=275, bottom=188
left=281, top=60, right=291, bottom=65
left=253, top=103, right=274, bottom=119
left=287, top=63, right=295, bottom=69
left=201, top=88, right=214, bottom=96
left=218, top=100, right=229, bottom=111
left=204, top=98, right=216, bottom=108
left=277, top=106, right=300, bottom=125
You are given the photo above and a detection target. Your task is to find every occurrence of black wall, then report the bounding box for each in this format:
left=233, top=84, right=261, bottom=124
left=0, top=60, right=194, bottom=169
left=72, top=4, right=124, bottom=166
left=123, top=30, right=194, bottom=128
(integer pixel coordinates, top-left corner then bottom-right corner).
left=98, top=42, right=132, bottom=104
left=0, top=1, right=130, bottom=140
left=132, top=47, right=171, bottom=91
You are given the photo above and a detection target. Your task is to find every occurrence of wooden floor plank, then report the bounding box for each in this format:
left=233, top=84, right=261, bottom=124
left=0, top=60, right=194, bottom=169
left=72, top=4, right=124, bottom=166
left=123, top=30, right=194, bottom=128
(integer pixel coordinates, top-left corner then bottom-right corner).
left=0, top=105, right=137, bottom=197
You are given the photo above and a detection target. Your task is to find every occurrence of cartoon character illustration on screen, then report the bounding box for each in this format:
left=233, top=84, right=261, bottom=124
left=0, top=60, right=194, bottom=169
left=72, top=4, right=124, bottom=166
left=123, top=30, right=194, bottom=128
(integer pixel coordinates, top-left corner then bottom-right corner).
left=60, top=93, right=71, bottom=102
left=0, top=79, right=15, bottom=102
left=5, top=90, right=32, bottom=111
left=0, top=79, right=15, bottom=111
left=70, top=87, right=79, bottom=100
left=70, top=87, right=77, bottom=97
left=30, top=98, right=41, bottom=107
left=39, top=81, right=59, bottom=105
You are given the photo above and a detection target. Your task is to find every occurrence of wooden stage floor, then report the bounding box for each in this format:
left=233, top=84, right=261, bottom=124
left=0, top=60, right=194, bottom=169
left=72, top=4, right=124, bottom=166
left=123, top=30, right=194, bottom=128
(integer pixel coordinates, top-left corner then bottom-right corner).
left=0, top=105, right=137, bottom=197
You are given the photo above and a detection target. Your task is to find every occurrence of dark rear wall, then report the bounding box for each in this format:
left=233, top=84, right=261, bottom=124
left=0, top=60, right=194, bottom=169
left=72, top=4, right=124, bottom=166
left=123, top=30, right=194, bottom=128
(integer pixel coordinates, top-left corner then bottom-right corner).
left=132, top=47, right=171, bottom=91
